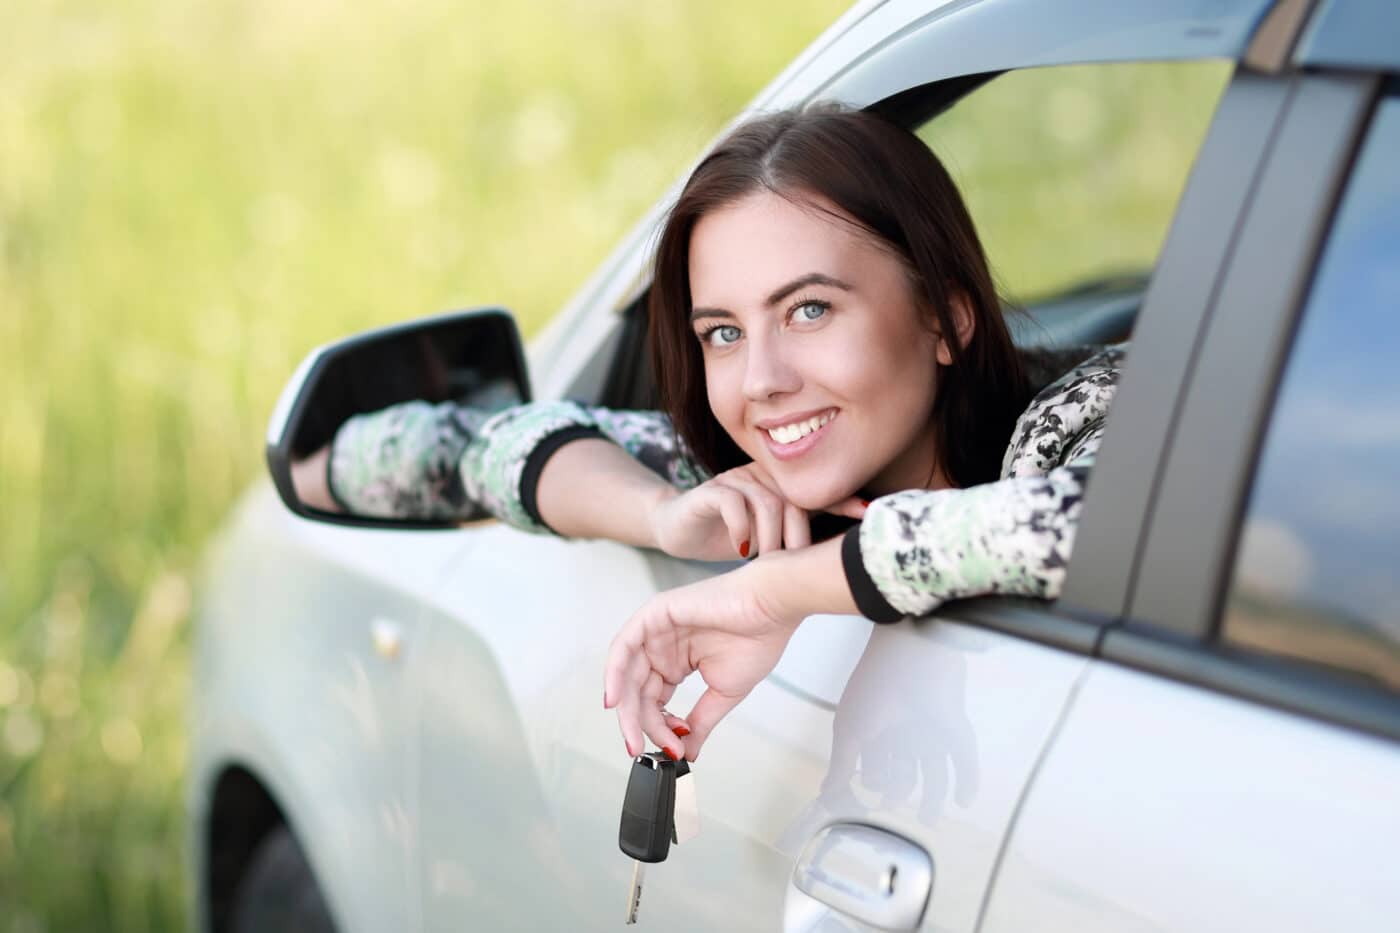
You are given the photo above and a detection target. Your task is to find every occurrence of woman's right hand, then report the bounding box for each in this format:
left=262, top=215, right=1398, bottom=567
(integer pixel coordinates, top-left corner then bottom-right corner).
left=648, top=463, right=865, bottom=562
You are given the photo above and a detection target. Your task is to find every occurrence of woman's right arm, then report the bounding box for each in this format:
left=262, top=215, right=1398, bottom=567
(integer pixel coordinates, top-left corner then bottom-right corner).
left=318, top=398, right=831, bottom=558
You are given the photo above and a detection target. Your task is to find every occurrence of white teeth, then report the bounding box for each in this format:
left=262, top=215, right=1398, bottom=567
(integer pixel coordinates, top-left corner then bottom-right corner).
left=765, top=410, right=834, bottom=445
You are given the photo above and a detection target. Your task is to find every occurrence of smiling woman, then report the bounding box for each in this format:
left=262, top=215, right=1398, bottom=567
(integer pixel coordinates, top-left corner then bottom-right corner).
left=309, top=105, right=1125, bottom=761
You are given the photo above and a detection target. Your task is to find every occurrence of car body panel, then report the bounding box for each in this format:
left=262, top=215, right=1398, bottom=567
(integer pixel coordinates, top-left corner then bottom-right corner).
left=981, top=662, right=1400, bottom=933
left=194, top=484, right=474, bottom=932
left=412, top=517, right=1094, bottom=931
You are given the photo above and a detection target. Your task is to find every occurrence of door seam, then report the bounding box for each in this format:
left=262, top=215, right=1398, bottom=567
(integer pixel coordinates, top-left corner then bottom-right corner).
left=970, top=658, right=1094, bottom=933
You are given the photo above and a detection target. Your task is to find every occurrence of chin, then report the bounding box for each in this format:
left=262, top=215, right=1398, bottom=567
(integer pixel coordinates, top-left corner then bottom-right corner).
left=772, top=471, right=861, bottom=514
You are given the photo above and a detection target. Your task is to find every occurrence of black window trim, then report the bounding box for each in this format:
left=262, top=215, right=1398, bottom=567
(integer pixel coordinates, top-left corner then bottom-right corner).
left=1100, top=69, right=1400, bottom=744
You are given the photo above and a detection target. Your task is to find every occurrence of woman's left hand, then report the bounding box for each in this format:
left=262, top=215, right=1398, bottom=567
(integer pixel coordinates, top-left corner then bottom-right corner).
left=603, top=559, right=801, bottom=762
left=603, top=535, right=860, bottom=761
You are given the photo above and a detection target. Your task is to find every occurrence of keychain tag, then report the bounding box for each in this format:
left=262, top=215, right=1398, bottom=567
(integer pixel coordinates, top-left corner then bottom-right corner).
left=672, top=759, right=699, bottom=845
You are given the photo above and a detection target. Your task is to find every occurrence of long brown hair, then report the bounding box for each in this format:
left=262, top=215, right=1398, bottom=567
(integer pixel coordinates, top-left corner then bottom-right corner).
left=648, top=105, right=1030, bottom=489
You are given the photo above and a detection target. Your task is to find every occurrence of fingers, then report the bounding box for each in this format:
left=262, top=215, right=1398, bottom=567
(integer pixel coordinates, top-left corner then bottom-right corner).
left=724, top=477, right=782, bottom=556
left=824, top=495, right=870, bottom=520
left=640, top=674, right=686, bottom=759
left=660, top=709, right=692, bottom=737
left=783, top=500, right=811, bottom=550
left=681, top=686, right=745, bottom=761
left=709, top=485, right=752, bottom=558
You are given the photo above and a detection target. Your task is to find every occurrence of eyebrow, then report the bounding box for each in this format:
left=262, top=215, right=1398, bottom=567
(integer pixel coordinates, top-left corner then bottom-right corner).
left=689, top=272, right=854, bottom=323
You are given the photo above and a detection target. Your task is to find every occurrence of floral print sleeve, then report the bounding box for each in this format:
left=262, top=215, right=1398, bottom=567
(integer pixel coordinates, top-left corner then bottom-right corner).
left=328, top=399, right=704, bottom=532
left=842, top=344, right=1128, bottom=621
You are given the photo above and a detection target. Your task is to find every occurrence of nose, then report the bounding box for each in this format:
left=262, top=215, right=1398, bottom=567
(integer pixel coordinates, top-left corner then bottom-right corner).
left=742, top=332, right=802, bottom=401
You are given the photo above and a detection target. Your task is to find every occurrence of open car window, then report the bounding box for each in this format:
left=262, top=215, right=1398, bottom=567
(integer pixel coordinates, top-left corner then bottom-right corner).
left=918, top=60, right=1231, bottom=347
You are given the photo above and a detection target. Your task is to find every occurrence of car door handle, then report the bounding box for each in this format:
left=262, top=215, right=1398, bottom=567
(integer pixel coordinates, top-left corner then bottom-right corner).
left=791, top=823, right=932, bottom=931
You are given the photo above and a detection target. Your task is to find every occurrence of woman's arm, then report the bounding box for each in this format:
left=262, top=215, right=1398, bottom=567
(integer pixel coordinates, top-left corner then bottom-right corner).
left=319, top=397, right=840, bottom=558
left=532, top=437, right=679, bottom=547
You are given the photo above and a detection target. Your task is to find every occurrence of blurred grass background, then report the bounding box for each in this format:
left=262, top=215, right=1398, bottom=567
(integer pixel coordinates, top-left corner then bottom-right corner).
left=0, top=0, right=1226, bottom=928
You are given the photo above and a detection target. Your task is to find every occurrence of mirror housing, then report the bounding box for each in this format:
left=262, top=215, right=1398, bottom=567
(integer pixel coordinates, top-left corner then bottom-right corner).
left=266, top=307, right=530, bottom=528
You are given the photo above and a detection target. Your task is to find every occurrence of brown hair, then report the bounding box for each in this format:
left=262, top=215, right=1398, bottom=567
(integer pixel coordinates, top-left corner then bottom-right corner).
left=648, top=105, right=1030, bottom=489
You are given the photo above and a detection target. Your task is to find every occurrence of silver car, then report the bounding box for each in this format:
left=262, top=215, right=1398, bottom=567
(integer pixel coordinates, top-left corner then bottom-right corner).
left=192, top=1, right=1400, bottom=930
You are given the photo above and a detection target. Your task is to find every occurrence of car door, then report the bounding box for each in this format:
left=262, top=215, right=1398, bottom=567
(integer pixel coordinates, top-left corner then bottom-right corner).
left=980, top=23, right=1400, bottom=933
left=409, top=3, right=1279, bottom=931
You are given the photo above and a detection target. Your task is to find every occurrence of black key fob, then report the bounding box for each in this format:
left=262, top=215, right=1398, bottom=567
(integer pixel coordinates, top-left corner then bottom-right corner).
left=619, top=753, right=677, bottom=863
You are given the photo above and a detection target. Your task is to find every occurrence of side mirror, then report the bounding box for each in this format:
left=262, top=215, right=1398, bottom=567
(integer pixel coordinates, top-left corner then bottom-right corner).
left=266, top=307, right=530, bottom=528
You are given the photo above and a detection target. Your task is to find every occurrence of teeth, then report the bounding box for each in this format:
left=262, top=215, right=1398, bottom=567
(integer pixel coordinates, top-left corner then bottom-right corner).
left=766, top=410, right=834, bottom=445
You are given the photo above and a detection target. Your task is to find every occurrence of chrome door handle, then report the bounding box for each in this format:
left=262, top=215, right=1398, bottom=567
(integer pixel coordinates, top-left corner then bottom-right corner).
left=791, top=823, right=932, bottom=931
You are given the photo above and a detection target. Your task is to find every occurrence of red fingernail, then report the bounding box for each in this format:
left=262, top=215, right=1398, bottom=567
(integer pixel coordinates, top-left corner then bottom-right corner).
left=860, top=498, right=871, bottom=508
left=739, top=540, right=750, bottom=558
left=674, top=726, right=691, bottom=737
left=663, top=746, right=678, bottom=761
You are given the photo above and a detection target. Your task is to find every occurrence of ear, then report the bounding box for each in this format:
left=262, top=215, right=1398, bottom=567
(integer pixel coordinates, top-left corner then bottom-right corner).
left=935, top=289, right=977, bottom=365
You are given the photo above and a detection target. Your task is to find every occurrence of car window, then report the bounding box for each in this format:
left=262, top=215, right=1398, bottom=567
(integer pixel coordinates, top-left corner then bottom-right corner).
left=918, top=61, right=1231, bottom=306
left=1221, top=89, right=1400, bottom=691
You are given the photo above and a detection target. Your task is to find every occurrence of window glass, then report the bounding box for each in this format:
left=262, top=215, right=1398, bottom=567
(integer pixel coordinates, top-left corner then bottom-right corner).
left=1223, top=94, right=1400, bottom=690
left=918, top=62, right=1230, bottom=304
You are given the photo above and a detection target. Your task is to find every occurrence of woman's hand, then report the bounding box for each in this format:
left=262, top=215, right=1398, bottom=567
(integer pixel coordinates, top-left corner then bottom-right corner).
left=603, top=535, right=860, bottom=761
left=649, top=462, right=864, bottom=562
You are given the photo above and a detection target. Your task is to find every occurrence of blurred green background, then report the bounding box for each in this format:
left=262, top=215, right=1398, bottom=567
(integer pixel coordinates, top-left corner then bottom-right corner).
left=0, top=0, right=1227, bottom=928
left=0, top=1, right=850, bottom=928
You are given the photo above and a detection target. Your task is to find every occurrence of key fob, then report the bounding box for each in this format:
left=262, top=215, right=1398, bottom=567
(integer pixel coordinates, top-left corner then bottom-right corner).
left=619, top=753, right=676, bottom=863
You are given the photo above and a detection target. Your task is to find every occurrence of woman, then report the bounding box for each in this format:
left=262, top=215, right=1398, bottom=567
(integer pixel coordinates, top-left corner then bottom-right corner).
left=301, top=106, right=1124, bottom=765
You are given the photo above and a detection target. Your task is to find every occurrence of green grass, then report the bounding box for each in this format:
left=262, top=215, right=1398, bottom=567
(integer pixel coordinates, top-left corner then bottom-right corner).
left=0, top=2, right=848, bottom=928
left=0, top=2, right=1229, bottom=928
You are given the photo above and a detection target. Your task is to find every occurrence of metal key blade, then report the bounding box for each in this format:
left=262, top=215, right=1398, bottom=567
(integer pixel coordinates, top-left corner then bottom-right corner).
left=625, top=860, right=646, bottom=924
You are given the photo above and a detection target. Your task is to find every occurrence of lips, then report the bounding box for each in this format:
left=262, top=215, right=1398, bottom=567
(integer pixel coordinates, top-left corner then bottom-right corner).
left=757, top=408, right=838, bottom=460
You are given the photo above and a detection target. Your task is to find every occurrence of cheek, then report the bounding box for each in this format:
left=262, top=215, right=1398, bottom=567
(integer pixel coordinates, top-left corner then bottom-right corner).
left=703, top=356, right=749, bottom=444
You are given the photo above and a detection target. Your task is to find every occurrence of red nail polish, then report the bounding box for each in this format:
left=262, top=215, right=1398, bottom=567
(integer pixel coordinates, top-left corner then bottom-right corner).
left=860, top=498, right=871, bottom=508
left=739, top=540, right=750, bottom=558
left=663, top=746, right=678, bottom=761
left=674, top=726, right=691, bottom=737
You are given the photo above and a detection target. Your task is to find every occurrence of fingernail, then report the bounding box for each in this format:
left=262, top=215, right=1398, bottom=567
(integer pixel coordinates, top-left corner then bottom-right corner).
left=674, top=726, right=691, bottom=737
left=860, top=498, right=871, bottom=508
left=739, top=540, right=750, bottom=558
left=663, top=746, right=678, bottom=761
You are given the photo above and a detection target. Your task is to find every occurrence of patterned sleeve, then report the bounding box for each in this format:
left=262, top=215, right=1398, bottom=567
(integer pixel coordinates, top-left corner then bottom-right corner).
left=328, top=398, right=706, bottom=532
left=842, top=345, right=1126, bottom=621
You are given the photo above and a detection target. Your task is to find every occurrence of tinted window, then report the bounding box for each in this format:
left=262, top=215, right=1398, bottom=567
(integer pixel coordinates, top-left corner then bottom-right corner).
left=1223, top=93, right=1400, bottom=690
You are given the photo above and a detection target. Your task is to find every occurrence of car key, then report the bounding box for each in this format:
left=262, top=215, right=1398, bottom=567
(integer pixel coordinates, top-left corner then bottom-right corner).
left=619, top=752, right=684, bottom=924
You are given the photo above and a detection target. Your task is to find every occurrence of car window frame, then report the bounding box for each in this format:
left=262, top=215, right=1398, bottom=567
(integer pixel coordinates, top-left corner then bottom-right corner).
left=1097, top=67, right=1400, bottom=742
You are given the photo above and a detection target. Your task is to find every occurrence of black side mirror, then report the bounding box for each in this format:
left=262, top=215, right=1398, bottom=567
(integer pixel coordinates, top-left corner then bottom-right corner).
left=266, top=307, right=530, bottom=528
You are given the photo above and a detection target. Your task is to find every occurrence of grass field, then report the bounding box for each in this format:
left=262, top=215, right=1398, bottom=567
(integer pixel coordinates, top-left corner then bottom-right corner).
left=0, top=2, right=1225, bottom=929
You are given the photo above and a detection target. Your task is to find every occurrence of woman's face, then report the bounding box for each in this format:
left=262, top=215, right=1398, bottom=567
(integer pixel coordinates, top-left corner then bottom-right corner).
left=688, top=189, right=949, bottom=510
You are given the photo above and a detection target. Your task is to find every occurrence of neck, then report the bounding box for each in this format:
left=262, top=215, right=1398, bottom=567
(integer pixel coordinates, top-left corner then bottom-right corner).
left=864, top=429, right=956, bottom=497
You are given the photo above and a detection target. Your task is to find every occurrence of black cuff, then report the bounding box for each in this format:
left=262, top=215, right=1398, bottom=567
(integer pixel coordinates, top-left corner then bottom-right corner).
left=519, top=425, right=608, bottom=531
left=841, top=525, right=903, bottom=624
left=325, top=441, right=353, bottom=513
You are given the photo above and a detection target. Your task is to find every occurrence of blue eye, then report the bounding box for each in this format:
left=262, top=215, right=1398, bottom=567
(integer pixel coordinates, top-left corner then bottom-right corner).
left=792, top=301, right=829, bottom=323
left=704, top=324, right=742, bottom=347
